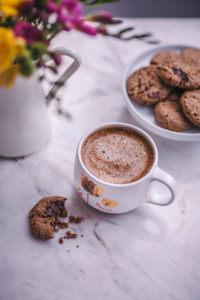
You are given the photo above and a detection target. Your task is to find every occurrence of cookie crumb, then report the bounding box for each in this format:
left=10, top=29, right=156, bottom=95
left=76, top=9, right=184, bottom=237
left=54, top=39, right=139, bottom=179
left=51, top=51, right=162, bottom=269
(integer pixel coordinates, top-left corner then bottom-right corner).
left=64, top=230, right=77, bottom=239
left=59, top=237, right=64, bottom=244
left=69, top=215, right=84, bottom=224
left=56, top=219, right=68, bottom=229
left=81, top=234, right=84, bottom=238
left=76, top=245, right=79, bottom=248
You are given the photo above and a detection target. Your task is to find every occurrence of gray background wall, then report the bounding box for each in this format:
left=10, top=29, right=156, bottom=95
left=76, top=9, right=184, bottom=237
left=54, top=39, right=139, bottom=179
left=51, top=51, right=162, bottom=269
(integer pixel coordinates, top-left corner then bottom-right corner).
left=83, top=0, right=200, bottom=17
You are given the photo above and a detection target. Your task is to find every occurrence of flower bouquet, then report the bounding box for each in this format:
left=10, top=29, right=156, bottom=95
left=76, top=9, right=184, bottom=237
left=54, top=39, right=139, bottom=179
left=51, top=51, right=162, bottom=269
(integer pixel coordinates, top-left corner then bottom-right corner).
left=0, top=0, right=156, bottom=91
left=0, top=0, right=124, bottom=90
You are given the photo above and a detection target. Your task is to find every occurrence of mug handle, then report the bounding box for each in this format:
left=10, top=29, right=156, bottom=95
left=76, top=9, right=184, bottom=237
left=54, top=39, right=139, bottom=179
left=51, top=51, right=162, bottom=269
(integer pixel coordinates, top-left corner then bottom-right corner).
left=45, top=47, right=81, bottom=102
left=146, top=167, right=179, bottom=206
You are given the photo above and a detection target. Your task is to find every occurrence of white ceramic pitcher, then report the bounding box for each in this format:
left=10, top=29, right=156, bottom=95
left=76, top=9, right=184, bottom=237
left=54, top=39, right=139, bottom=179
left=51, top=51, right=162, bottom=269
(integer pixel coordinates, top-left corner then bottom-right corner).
left=0, top=47, right=81, bottom=158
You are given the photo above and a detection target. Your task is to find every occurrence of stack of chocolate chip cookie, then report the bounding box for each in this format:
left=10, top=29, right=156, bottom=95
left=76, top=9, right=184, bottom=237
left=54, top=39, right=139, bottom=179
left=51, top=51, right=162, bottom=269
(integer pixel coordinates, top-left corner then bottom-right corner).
left=127, top=48, right=200, bottom=132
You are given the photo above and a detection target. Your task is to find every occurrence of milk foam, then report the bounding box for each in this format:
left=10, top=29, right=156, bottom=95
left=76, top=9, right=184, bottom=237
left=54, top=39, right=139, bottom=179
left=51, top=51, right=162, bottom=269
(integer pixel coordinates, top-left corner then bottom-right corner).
left=81, top=127, right=154, bottom=184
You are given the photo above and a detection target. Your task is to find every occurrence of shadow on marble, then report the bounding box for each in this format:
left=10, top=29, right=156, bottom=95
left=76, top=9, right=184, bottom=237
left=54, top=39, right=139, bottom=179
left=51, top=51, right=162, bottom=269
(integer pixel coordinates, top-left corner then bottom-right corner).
left=71, top=189, right=168, bottom=243
left=116, top=107, right=139, bottom=126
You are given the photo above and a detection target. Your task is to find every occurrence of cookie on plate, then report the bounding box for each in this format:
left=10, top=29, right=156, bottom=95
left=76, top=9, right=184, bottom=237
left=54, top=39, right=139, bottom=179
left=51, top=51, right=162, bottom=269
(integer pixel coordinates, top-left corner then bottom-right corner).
left=180, top=90, right=200, bottom=126
left=127, top=66, right=171, bottom=106
left=181, top=48, right=200, bottom=65
left=157, top=56, right=200, bottom=90
left=150, top=50, right=179, bottom=65
left=29, top=196, right=67, bottom=239
left=155, top=100, right=192, bottom=132
left=167, top=89, right=182, bottom=102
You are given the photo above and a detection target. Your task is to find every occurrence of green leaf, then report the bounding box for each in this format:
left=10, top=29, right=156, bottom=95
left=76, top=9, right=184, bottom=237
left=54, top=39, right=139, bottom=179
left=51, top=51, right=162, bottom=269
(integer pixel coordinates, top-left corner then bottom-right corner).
left=0, top=16, right=16, bottom=28
left=79, top=0, right=119, bottom=6
left=30, top=43, right=47, bottom=60
left=17, top=50, right=35, bottom=77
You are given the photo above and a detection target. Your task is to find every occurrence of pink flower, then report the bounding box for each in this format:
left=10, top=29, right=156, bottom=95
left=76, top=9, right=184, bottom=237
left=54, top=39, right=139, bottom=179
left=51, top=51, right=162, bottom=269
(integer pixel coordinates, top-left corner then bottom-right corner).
left=57, top=0, right=98, bottom=36
left=18, top=1, right=34, bottom=15
left=98, top=27, right=108, bottom=35
left=52, top=53, right=62, bottom=65
left=45, top=1, right=58, bottom=13
left=77, top=23, right=98, bottom=36
left=14, top=22, right=44, bottom=44
left=57, top=0, right=83, bottom=30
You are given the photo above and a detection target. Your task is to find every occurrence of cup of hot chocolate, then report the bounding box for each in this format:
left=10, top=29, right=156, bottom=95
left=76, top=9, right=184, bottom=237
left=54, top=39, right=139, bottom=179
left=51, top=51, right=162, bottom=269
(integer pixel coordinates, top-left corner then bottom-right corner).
left=74, top=122, right=179, bottom=213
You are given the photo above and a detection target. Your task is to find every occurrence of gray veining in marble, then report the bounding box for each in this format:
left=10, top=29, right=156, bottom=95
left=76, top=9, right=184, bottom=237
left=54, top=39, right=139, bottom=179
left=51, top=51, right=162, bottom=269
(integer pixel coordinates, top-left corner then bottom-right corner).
left=1, top=19, right=200, bottom=300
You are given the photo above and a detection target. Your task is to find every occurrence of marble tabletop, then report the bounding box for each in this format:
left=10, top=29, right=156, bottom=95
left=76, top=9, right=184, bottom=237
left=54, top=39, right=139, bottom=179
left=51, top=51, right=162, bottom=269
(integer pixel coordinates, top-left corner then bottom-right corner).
left=1, top=18, right=200, bottom=300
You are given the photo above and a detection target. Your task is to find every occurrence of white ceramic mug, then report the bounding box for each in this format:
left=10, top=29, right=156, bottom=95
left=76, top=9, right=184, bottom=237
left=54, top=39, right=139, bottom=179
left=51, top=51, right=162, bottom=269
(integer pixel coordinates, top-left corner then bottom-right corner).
left=74, top=122, right=179, bottom=214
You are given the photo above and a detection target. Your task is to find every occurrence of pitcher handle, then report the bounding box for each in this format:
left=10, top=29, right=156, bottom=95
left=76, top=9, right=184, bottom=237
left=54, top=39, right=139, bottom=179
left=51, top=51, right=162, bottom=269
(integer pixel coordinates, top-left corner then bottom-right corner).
left=45, top=47, right=81, bottom=103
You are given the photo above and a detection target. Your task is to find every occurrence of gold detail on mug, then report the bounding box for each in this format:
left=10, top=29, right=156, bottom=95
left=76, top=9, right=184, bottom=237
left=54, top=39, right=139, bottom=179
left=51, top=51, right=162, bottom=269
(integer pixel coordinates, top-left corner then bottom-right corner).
left=96, top=202, right=112, bottom=212
left=76, top=184, right=82, bottom=196
left=101, top=198, right=119, bottom=208
left=81, top=173, right=104, bottom=197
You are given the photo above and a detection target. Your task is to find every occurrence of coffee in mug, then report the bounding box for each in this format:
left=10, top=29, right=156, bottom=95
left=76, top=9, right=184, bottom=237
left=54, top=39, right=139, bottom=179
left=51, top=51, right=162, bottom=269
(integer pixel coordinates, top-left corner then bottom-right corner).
left=81, top=126, right=154, bottom=184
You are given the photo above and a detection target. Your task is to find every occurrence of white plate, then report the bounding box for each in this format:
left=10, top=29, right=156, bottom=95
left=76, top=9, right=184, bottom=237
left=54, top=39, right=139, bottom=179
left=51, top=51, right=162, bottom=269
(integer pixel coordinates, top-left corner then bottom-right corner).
left=122, top=45, right=200, bottom=142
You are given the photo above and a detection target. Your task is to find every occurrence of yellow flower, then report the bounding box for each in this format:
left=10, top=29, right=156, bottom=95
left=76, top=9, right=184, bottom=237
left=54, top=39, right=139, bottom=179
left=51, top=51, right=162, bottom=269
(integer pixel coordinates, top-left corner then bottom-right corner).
left=0, top=0, right=28, bottom=16
left=0, top=65, right=19, bottom=88
left=0, top=28, right=26, bottom=72
left=15, top=37, right=26, bottom=55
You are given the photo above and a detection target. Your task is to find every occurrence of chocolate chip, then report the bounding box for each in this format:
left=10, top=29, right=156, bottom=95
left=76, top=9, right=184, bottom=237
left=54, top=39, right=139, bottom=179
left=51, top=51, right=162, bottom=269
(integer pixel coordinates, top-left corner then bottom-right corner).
left=148, top=92, right=160, bottom=98
left=45, top=201, right=65, bottom=217
left=55, top=200, right=65, bottom=207
left=46, top=203, right=59, bottom=217
left=172, top=68, right=189, bottom=84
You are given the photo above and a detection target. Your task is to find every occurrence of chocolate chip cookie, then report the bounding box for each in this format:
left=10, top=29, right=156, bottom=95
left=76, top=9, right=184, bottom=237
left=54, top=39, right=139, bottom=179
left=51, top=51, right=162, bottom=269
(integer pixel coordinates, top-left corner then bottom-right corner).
left=157, top=56, right=200, bottom=90
left=29, top=196, right=67, bottom=239
left=181, top=48, right=200, bottom=65
left=167, top=89, right=182, bottom=102
left=155, top=100, right=192, bottom=132
left=150, top=50, right=179, bottom=65
left=180, top=90, right=200, bottom=126
left=127, top=66, right=171, bottom=105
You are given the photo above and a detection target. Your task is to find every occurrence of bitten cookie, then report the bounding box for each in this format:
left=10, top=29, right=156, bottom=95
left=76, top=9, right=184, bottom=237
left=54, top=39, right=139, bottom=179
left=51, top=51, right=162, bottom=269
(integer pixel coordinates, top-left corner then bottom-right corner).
left=150, top=50, right=179, bottom=65
left=127, top=66, right=171, bottom=105
left=180, top=90, right=200, bottom=126
left=155, top=101, right=192, bottom=132
left=29, top=196, right=67, bottom=239
left=157, top=56, right=200, bottom=90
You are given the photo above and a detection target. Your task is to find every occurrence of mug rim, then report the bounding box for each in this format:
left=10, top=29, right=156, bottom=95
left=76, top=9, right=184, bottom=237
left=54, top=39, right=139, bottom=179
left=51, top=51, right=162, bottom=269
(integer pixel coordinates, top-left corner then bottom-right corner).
left=78, top=122, right=158, bottom=188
